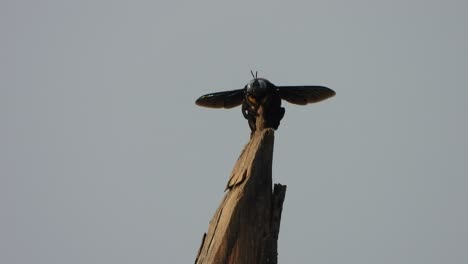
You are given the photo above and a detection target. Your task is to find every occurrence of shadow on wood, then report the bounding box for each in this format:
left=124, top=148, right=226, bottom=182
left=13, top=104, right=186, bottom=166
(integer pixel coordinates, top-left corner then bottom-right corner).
left=195, top=128, right=287, bottom=264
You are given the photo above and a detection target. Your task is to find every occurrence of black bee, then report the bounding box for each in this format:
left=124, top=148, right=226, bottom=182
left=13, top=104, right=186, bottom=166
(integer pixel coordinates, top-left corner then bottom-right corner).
left=196, top=71, right=335, bottom=132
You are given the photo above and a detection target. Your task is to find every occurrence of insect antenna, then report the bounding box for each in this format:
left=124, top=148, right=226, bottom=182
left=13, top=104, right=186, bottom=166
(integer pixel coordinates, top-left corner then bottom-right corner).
left=250, top=70, right=258, bottom=79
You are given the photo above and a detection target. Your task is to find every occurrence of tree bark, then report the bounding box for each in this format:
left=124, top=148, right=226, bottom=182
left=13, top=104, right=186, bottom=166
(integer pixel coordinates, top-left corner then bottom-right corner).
left=195, top=126, right=287, bottom=264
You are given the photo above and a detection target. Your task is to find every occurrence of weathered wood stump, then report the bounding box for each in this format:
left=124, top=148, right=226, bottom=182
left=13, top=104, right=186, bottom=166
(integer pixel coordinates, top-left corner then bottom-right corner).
left=195, top=114, right=287, bottom=264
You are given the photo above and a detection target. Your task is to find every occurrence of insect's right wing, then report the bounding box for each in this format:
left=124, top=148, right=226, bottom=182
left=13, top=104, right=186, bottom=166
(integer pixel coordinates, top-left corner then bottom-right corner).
left=195, top=89, right=245, bottom=109
left=278, top=86, right=336, bottom=105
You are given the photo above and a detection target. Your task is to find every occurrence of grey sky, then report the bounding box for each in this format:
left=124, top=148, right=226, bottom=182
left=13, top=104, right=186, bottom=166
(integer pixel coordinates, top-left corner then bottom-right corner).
left=2, top=0, right=467, bottom=263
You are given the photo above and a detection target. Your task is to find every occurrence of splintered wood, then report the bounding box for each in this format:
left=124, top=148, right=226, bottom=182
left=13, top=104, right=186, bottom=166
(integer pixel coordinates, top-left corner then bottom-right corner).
left=195, top=128, right=286, bottom=264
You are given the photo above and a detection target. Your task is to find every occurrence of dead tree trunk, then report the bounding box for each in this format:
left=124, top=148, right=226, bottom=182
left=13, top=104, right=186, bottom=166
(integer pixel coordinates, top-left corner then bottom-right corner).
left=195, top=124, right=287, bottom=264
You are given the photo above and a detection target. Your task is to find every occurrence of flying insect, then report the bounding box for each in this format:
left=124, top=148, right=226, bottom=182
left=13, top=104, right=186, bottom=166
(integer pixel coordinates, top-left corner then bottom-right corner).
left=195, top=71, right=335, bottom=132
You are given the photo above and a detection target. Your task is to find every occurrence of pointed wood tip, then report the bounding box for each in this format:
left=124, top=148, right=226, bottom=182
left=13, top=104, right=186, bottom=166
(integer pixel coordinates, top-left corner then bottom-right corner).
left=226, top=128, right=275, bottom=189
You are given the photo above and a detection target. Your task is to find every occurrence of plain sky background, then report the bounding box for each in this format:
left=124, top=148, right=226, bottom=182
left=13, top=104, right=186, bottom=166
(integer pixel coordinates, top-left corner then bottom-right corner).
left=2, top=0, right=468, bottom=263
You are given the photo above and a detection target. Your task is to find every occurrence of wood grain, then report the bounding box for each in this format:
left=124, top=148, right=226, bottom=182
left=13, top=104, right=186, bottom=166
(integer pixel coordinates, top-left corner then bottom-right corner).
left=195, top=119, right=287, bottom=264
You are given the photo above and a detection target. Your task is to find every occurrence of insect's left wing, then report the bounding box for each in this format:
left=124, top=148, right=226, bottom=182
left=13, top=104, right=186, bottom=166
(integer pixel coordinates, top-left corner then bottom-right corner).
left=195, top=89, right=244, bottom=109
left=278, top=86, right=336, bottom=105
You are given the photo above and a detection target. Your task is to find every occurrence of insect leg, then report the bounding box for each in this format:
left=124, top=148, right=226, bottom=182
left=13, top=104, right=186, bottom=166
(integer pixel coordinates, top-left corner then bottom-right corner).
left=242, top=101, right=257, bottom=132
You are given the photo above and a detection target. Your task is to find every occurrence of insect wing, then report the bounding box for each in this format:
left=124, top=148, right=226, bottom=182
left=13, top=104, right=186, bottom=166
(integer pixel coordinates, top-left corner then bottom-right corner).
left=278, top=86, right=335, bottom=105
left=195, top=89, right=244, bottom=109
